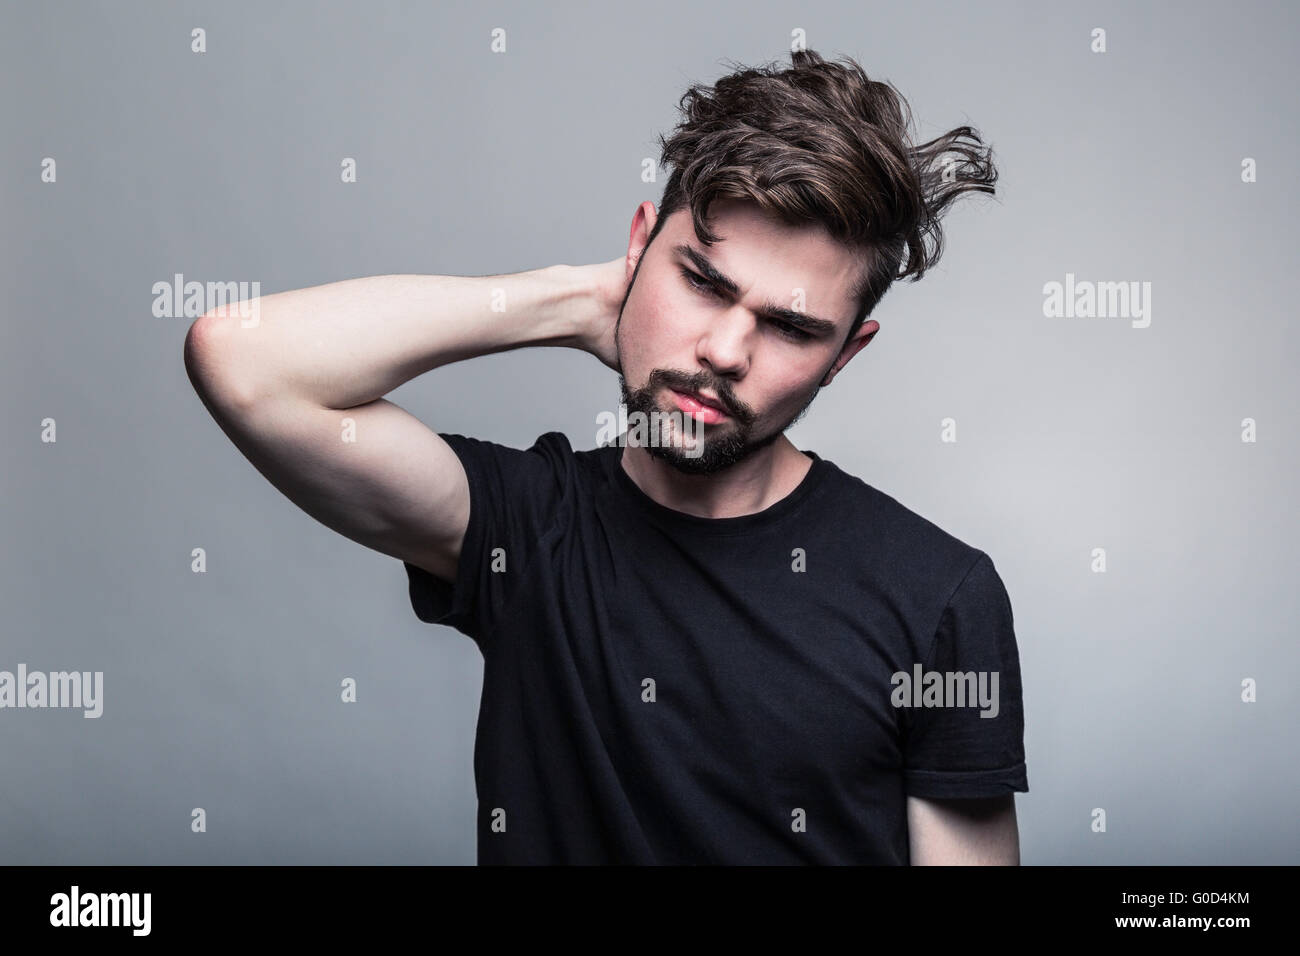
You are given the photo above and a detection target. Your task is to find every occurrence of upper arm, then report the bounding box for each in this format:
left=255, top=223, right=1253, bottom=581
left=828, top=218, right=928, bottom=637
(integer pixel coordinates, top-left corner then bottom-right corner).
left=183, top=314, right=468, bottom=583
left=906, top=794, right=1020, bottom=865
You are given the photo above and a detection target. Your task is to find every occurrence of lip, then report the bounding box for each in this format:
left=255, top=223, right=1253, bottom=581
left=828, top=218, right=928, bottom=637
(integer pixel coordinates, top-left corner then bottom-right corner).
left=670, top=388, right=730, bottom=424
left=674, top=388, right=727, bottom=413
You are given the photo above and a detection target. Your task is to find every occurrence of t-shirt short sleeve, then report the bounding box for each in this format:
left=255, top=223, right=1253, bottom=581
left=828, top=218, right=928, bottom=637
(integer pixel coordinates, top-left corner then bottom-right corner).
left=901, top=551, right=1029, bottom=798
left=402, top=431, right=572, bottom=650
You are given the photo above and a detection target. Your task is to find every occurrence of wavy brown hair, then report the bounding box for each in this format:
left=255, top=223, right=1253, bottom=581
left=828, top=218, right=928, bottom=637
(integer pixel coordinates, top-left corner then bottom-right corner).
left=647, top=48, right=998, bottom=344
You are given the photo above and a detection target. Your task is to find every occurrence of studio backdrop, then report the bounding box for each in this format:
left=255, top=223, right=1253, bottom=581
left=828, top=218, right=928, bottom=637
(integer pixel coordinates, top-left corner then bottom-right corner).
left=1, top=0, right=1296, bottom=864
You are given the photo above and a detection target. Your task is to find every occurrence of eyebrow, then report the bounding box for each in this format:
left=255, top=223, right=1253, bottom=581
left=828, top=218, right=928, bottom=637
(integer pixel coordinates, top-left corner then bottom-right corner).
left=674, top=243, right=841, bottom=336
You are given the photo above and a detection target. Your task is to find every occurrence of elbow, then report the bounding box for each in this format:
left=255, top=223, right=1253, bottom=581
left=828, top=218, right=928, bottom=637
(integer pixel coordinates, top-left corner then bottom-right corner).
left=184, top=311, right=259, bottom=414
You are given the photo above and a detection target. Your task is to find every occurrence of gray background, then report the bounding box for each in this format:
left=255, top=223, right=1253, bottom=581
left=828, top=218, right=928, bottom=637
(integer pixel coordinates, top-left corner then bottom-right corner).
left=2, top=0, right=1296, bottom=864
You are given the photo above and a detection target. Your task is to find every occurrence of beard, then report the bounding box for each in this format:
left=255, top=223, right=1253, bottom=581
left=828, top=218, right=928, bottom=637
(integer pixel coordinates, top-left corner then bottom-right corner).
left=616, top=367, right=821, bottom=476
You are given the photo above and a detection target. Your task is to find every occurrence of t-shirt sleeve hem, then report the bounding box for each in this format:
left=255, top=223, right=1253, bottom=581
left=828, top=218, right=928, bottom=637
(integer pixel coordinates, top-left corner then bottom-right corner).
left=903, top=763, right=1029, bottom=799
left=403, top=557, right=473, bottom=628
left=400, top=433, right=487, bottom=641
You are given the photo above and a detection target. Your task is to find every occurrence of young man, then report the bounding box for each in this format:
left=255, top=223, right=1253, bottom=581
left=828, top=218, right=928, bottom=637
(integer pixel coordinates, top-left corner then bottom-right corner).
left=184, top=50, right=1027, bottom=865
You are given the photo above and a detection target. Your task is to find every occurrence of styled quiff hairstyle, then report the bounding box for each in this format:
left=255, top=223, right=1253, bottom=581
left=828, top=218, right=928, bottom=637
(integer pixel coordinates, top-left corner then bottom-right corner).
left=647, top=49, right=998, bottom=344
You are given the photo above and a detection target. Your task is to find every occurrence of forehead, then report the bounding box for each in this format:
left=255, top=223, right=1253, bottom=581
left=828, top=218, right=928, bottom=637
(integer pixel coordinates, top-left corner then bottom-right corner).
left=662, top=199, right=862, bottom=301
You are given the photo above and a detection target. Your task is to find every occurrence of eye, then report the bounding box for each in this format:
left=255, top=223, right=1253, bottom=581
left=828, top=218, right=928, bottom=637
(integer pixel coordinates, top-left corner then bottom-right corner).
left=773, top=320, right=813, bottom=342
left=679, top=267, right=720, bottom=298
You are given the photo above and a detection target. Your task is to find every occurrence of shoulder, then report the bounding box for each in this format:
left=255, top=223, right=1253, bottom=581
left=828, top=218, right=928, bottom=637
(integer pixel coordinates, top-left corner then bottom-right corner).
left=816, top=456, right=987, bottom=586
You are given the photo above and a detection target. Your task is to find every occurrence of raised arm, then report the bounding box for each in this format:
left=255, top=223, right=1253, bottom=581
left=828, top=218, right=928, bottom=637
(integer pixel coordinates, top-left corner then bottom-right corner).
left=182, top=262, right=624, bottom=583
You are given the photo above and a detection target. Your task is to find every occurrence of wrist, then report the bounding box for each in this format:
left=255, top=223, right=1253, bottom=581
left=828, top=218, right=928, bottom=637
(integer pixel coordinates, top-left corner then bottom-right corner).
left=546, top=263, right=612, bottom=352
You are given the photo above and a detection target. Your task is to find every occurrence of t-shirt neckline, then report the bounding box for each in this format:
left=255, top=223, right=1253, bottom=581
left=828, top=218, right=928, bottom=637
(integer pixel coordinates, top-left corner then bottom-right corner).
left=609, top=445, right=830, bottom=536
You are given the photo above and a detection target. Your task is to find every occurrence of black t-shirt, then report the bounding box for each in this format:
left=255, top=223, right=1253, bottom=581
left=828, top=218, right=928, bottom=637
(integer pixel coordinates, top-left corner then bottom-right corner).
left=403, top=431, right=1028, bottom=864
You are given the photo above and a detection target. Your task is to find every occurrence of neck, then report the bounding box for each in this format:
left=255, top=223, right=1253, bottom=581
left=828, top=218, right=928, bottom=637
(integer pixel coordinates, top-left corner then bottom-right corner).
left=619, top=434, right=813, bottom=519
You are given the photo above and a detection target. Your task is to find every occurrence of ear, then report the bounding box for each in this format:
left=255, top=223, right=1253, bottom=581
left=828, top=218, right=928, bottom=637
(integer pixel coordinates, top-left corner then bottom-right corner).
left=821, top=320, right=879, bottom=387
left=626, top=201, right=658, bottom=280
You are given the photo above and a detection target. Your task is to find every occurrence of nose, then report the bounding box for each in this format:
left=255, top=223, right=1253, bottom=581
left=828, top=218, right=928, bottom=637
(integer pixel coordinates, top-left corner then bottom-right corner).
left=694, top=304, right=752, bottom=379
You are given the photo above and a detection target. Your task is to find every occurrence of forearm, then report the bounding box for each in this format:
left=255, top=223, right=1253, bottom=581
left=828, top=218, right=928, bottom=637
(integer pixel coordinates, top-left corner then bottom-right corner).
left=906, top=795, right=1020, bottom=865
left=188, top=266, right=597, bottom=410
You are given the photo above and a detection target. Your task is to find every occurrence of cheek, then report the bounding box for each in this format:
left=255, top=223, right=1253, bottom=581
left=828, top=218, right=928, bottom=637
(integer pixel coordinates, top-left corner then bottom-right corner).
left=759, top=368, right=823, bottom=415
left=616, top=304, right=651, bottom=376
left=622, top=283, right=693, bottom=369
left=634, top=279, right=693, bottom=337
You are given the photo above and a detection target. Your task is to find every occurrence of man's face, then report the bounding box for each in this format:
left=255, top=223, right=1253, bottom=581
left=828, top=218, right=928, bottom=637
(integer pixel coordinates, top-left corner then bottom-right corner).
left=614, top=198, right=878, bottom=475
